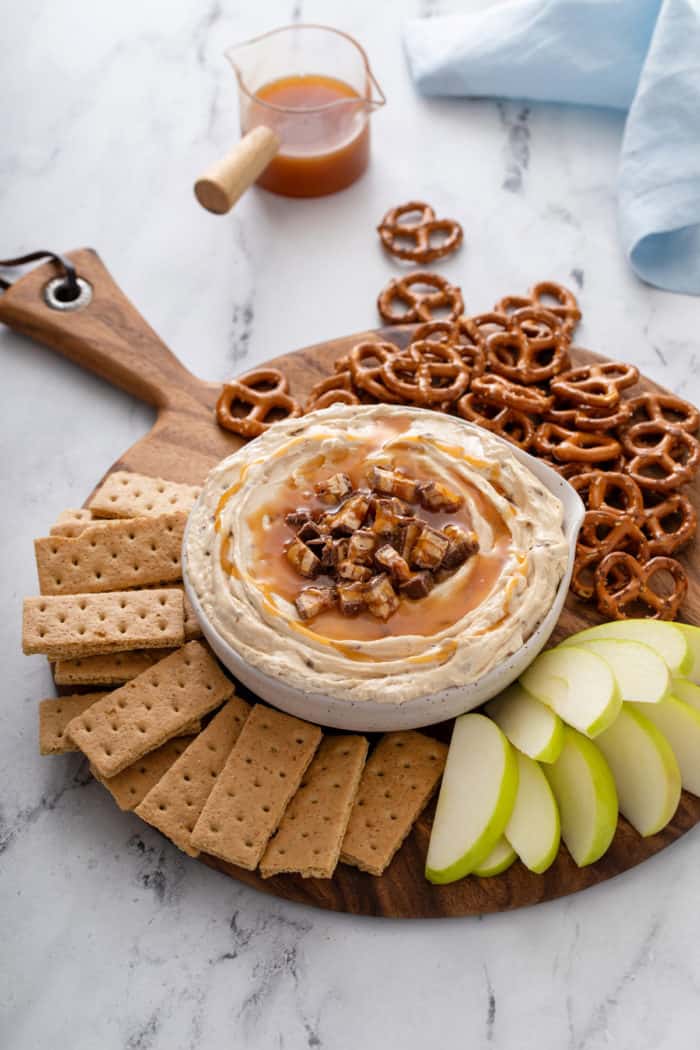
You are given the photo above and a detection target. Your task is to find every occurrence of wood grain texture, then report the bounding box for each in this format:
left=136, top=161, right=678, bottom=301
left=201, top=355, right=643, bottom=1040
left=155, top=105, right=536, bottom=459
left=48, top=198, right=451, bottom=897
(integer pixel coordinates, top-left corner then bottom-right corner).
left=2, top=248, right=699, bottom=918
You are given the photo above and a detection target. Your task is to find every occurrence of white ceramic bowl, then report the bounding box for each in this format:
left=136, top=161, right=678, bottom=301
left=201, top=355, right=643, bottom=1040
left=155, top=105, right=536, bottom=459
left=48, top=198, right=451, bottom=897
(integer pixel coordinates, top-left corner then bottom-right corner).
left=183, top=441, right=585, bottom=732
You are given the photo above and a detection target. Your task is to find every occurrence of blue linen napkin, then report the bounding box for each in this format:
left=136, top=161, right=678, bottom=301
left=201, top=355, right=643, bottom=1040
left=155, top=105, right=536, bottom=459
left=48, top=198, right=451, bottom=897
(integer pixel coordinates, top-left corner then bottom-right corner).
left=404, top=0, right=700, bottom=295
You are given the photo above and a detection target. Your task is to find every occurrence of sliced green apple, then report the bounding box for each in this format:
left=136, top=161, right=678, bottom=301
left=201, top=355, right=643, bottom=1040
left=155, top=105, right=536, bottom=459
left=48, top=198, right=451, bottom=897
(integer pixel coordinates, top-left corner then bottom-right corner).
left=631, top=695, right=700, bottom=796
left=426, top=714, right=518, bottom=885
left=472, top=837, right=517, bottom=877
left=542, top=726, right=618, bottom=866
left=595, top=705, right=681, bottom=836
left=520, top=645, right=621, bottom=737
left=561, top=620, right=691, bottom=677
left=575, top=639, right=669, bottom=704
left=505, top=751, right=560, bottom=873
left=485, top=683, right=564, bottom=763
left=676, top=624, right=700, bottom=684
left=670, top=677, right=700, bottom=712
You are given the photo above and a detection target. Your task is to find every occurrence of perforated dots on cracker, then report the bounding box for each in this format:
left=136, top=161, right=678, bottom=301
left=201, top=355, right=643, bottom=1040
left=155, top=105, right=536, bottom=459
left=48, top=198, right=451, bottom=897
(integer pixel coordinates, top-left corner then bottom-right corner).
left=89, top=471, right=200, bottom=520
left=91, top=735, right=197, bottom=811
left=50, top=508, right=94, bottom=538
left=54, top=649, right=175, bottom=686
left=39, top=692, right=109, bottom=754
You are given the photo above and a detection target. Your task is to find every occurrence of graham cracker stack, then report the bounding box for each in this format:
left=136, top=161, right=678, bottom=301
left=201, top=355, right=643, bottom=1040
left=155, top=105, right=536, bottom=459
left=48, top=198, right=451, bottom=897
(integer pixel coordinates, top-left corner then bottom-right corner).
left=136, top=696, right=252, bottom=856
left=54, top=649, right=174, bottom=686
left=34, top=513, right=186, bottom=595
left=67, top=641, right=233, bottom=777
left=22, top=589, right=185, bottom=659
left=50, top=508, right=94, bottom=537
left=191, top=705, right=322, bottom=870
left=260, top=735, right=369, bottom=879
left=88, top=471, right=200, bottom=520
left=340, top=731, right=448, bottom=876
left=39, top=692, right=109, bottom=755
left=91, top=735, right=197, bottom=811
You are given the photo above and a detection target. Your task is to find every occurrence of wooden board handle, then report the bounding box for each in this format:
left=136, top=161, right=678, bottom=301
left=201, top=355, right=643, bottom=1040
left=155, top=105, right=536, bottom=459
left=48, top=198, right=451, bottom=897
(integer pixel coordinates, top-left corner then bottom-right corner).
left=194, top=127, right=280, bottom=214
left=0, top=248, right=206, bottom=411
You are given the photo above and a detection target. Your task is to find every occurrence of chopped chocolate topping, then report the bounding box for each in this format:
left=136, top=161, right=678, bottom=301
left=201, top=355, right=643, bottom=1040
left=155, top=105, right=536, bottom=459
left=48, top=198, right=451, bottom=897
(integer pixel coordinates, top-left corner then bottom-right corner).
left=366, top=573, right=400, bottom=621
left=416, top=480, right=464, bottom=513
left=375, top=543, right=412, bottom=584
left=411, top=526, right=450, bottom=570
left=399, top=520, right=424, bottom=562
left=367, top=465, right=417, bottom=503
left=337, top=581, right=367, bottom=616
left=315, top=472, right=353, bottom=505
left=441, top=523, right=479, bottom=570
left=285, top=509, right=312, bottom=529
left=371, top=497, right=401, bottom=540
left=400, top=570, right=434, bottom=600
left=337, top=559, right=373, bottom=583
left=285, top=536, right=321, bottom=577
left=347, top=529, right=378, bottom=564
left=295, top=584, right=337, bottom=620
left=327, top=493, right=370, bottom=534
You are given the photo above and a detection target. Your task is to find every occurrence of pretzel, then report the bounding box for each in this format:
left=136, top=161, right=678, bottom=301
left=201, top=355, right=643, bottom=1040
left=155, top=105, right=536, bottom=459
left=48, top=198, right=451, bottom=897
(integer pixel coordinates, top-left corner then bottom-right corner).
left=471, top=373, right=553, bottom=415
left=545, top=396, right=632, bottom=432
left=626, top=391, right=700, bottom=435
left=571, top=509, right=649, bottom=600
left=508, top=305, right=570, bottom=349
left=642, top=494, right=698, bottom=555
left=595, top=551, right=687, bottom=621
left=456, top=392, right=535, bottom=449
left=377, top=201, right=463, bottom=263
left=535, top=423, right=621, bottom=463
left=553, top=456, right=626, bottom=481
left=486, top=328, right=570, bottom=385
left=410, top=319, right=487, bottom=375
left=466, top=312, right=512, bottom=340
left=305, top=372, right=360, bottom=412
left=529, top=281, right=581, bottom=332
left=216, top=380, right=301, bottom=438
left=377, top=271, right=464, bottom=324
left=381, top=342, right=469, bottom=405
left=551, top=361, right=639, bottom=410
left=495, top=294, right=533, bottom=315
left=348, top=341, right=403, bottom=403
left=622, top=421, right=700, bottom=492
left=570, top=471, right=644, bottom=521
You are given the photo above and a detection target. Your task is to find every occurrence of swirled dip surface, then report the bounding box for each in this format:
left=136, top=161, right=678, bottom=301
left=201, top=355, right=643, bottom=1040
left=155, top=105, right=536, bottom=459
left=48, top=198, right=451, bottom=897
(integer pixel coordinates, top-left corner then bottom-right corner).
left=185, top=405, right=568, bottom=704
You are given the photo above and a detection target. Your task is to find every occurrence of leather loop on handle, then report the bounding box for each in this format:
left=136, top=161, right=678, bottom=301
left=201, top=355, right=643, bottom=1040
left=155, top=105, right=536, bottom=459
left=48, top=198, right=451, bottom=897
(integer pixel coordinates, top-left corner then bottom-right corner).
left=0, top=248, right=206, bottom=411
left=194, top=126, right=280, bottom=214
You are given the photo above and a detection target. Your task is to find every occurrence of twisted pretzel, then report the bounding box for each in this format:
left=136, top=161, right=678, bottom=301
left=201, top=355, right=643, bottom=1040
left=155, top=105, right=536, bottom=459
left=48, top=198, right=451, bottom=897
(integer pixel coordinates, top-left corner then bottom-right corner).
left=377, top=271, right=464, bottom=324
left=570, top=471, right=644, bottom=520
left=456, top=393, right=535, bottom=449
left=595, top=551, right=687, bottom=621
left=622, top=421, right=700, bottom=492
left=495, top=294, right=533, bottom=315
left=572, top=509, right=649, bottom=600
left=465, top=312, right=512, bottom=340
left=529, top=281, right=581, bottom=332
left=381, top=342, right=469, bottom=405
left=486, top=328, right=570, bottom=385
left=551, top=361, right=639, bottom=410
left=535, top=423, right=622, bottom=463
left=509, top=305, right=570, bottom=349
left=377, top=201, right=463, bottom=264
left=545, top=396, right=632, bottom=432
left=626, top=391, right=700, bottom=435
left=216, top=377, right=301, bottom=438
left=348, top=341, right=403, bottom=403
left=642, top=494, right=698, bottom=555
left=471, top=373, right=553, bottom=415
left=305, top=372, right=360, bottom=412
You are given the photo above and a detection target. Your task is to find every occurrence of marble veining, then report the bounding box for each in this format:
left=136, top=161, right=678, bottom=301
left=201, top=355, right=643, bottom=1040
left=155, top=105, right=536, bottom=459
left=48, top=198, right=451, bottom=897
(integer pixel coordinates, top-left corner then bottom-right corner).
left=2, top=0, right=700, bottom=1048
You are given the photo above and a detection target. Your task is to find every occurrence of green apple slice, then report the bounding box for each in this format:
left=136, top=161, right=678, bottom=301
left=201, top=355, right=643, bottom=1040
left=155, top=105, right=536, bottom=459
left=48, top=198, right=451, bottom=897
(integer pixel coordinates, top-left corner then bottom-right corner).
left=426, top=714, right=518, bottom=884
left=505, top=751, right=560, bottom=873
left=676, top=625, right=700, bottom=683
left=542, top=726, right=618, bottom=866
left=472, top=837, right=517, bottom=877
left=575, top=639, right=669, bottom=704
left=670, top=677, right=700, bottom=712
left=485, top=683, right=564, bottom=763
left=520, top=646, right=621, bottom=738
left=631, top=695, right=700, bottom=796
left=561, top=620, right=691, bottom=677
left=595, top=705, right=681, bottom=836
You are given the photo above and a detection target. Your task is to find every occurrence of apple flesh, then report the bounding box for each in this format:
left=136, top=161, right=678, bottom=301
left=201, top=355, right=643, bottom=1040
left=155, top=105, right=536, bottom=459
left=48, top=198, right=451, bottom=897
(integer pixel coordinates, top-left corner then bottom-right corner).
left=542, top=726, right=618, bottom=867
left=472, top=837, right=517, bottom=877
left=505, top=751, right=561, bottom=873
left=520, top=645, right=621, bottom=737
left=670, top=677, right=700, bottom=712
left=575, top=638, right=669, bottom=704
left=562, top=620, right=691, bottom=677
left=485, top=683, right=564, bottom=763
left=631, top=695, right=700, bottom=796
left=675, top=624, right=700, bottom=684
left=426, top=714, right=518, bottom=884
left=595, top=705, right=681, bottom=836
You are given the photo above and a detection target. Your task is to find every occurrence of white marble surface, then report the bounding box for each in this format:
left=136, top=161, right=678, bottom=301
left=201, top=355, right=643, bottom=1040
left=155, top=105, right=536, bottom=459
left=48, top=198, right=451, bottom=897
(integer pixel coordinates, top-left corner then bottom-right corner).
left=2, top=1, right=700, bottom=1047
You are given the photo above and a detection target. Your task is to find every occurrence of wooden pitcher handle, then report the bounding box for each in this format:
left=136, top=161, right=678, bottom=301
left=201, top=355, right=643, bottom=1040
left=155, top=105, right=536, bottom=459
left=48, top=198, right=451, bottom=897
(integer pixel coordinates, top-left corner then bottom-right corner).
left=0, top=248, right=206, bottom=411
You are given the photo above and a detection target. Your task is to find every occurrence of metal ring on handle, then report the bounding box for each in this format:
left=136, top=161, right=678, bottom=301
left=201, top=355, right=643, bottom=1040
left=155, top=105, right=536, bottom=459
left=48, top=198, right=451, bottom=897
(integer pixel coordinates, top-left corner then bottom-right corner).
left=43, top=275, right=93, bottom=311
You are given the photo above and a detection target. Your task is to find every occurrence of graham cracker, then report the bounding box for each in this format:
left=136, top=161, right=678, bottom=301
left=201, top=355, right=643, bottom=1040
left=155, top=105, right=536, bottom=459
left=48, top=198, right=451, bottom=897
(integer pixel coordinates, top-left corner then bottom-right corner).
left=66, top=641, right=232, bottom=777
left=135, top=696, right=252, bottom=856
left=340, top=731, right=448, bottom=876
left=39, top=692, right=109, bottom=754
left=89, top=471, right=200, bottom=520
left=22, top=589, right=185, bottom=659
left=91, top=735, right=196, bottom=810
left=50, top=508, right=94, bottom=537
left=191, top=705, right=322, bottom=871
left=182, top=588, right=202, bottom=640
left=260, top=735, right=369, bottom=880
left=54, top=649, right=175, bottom=686
left=35, top=513, right=186, bottom=595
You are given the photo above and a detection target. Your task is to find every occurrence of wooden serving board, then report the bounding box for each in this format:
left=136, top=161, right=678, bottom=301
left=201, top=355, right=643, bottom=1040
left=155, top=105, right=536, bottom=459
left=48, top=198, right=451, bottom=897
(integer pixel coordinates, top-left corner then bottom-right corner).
left=3, top=248, right=700, bottom=918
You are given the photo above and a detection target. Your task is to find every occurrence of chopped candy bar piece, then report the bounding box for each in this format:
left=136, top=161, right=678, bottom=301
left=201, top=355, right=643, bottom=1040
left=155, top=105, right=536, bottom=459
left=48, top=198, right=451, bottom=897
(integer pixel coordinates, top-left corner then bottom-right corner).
left=417, top=480, right=464, bottom=513
left=375, top=544, right=412, bottom=584
left=328, top=494, right=370, bottom=534
left=371, top=498, right=401, bottom=540
left=366, top=573, right=400, bottom=621
left=347, top=530, right=378, bottom=564
left=411, top=526, right=450, bottom=569
left=400, top=571, right=435, bottom=599
left=337, top=560, right=372, bottom=583
left=337, top=581, right=367, bottom=616
left=315, top=472, right=353, bottom=505
left=399, top=520, right=424, bottom=561
left=366, top=466, right=418, bottom=503
left=286, top=537, right=321, bottom=577
left=442, top=523, right=479, bottom=570
left=297, top=521, right=324, bottom=544
left=332, top=537, right=350, bottom=564
left=295, top=585, right=336, bottom=620
left=285, top=510, right=312, bottom=529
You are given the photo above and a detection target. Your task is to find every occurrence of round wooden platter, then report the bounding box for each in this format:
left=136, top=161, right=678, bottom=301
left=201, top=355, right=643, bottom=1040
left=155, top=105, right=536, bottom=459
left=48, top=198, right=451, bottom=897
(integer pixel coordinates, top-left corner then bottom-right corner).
left=3, top=248, right=700, bottom=918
